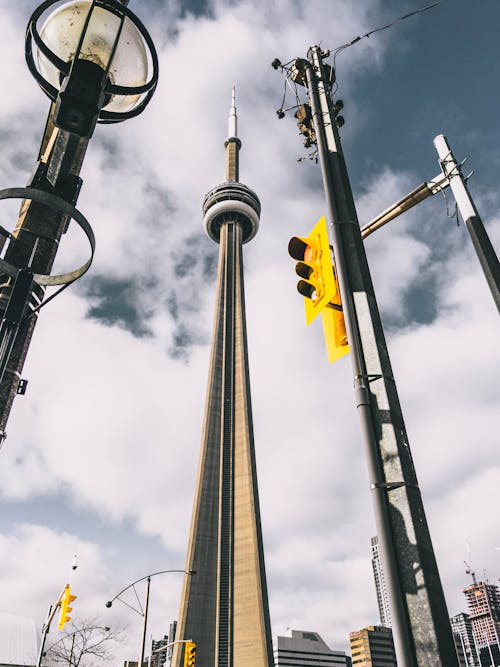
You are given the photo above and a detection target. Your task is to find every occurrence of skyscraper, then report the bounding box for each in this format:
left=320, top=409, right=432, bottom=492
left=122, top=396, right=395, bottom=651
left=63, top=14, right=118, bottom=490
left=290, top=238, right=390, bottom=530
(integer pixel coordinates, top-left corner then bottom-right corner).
left=171, top=90, right=273, bottom=667
left=450, top=613, right=480, bottom=667
left=463, top=580, right=500, bottom=667
left=371, top=536, right=391, bottom=628
left=274, top=630, right=351, bottom=666
left=349, top=625, right=397, bottom=667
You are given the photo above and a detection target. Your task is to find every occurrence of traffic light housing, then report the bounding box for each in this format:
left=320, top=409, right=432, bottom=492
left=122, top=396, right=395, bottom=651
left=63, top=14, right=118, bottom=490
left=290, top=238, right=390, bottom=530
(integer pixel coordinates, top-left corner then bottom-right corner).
left=184, top=641, right=196, bottom=667
left=321, top=302, right=349, bottom=363
left=288, top=216, right=337, bottom=324
left=58, top=584, right=76, bottom=631
left=289, top=216, right=349, bottom=362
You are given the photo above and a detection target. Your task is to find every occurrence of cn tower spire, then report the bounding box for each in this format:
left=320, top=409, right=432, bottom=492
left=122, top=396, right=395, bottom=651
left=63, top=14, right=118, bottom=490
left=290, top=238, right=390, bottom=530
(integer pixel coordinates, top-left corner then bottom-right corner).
left=225, top=85, right=241, bottom=182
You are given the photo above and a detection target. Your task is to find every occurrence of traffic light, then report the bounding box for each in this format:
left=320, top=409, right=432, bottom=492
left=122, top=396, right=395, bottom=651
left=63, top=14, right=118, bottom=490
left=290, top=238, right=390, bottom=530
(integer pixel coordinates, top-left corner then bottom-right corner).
left=183, top=641, right=196, bottom=667
left=58, top=584, right=76, bottom=631
left=288, top=216, right=336, bottom=324
left=289, top=216, right=349, bottom=362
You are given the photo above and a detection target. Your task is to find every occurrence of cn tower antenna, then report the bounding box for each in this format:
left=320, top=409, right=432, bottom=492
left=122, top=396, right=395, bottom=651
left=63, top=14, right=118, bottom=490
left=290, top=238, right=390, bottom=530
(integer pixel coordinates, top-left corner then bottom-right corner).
left=225, top=85, right=241, bottom=182
left=228, top=85, right=238, bottom=139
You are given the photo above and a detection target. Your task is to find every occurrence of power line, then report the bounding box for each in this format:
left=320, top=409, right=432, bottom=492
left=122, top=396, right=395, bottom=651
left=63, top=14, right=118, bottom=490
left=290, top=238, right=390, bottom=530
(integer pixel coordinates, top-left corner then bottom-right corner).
left=333, top=0, right=448, bottom=51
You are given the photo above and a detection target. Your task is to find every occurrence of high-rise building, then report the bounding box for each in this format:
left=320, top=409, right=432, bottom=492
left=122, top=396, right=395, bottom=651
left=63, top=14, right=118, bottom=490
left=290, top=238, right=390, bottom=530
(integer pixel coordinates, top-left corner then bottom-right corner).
left=349, top=625, right=397, bottom=667
left=150, top=635, right=169, bottom=667
left=371, top=536, right=391, bottom=628
left=171, top=90, right=273, bottom=667
left=451, top=612, right=480, bottom=667
left=274, top=630, right=351, bottom=666
left=463, top=581, right=500, bottom=667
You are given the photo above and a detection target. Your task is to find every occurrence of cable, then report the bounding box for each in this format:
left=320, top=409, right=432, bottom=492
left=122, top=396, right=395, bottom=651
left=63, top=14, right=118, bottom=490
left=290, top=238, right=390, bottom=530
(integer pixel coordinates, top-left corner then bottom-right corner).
left=325, top=2, right=448, bottom=101
left=332, top=1, right=448, bottom=52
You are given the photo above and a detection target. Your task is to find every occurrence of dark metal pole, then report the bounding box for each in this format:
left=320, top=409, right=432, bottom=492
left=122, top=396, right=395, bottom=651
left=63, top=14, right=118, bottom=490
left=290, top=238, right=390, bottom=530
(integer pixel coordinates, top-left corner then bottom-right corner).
left=69, top=632, right=76, bottom=667
left=0, top=107, right=90, bottom=443
left=298, top=46, right=458, bottom=666
left=434, top=134, right=500, bottom=314
left=36, top=592, right=64, bottom=667
left=138, top=576, right=151, bottom=667
left=36, top=605, right=53, bottom=667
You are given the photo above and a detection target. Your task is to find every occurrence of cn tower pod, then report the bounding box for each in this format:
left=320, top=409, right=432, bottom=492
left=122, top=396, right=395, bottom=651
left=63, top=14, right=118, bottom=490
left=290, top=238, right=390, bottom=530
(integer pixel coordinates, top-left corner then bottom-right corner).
left=203, top=182, right=261, bottom=244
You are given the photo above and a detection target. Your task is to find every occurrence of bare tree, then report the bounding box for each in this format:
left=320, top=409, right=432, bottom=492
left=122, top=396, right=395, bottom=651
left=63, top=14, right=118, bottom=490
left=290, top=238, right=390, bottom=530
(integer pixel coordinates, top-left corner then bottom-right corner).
left=44, top=617, right=125, bottom=667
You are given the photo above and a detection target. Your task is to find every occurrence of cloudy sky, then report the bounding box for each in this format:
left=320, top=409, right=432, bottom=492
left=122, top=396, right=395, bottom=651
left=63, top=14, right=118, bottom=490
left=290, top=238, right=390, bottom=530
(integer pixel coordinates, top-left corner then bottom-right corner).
left=0, top=0, right=499, bottom=663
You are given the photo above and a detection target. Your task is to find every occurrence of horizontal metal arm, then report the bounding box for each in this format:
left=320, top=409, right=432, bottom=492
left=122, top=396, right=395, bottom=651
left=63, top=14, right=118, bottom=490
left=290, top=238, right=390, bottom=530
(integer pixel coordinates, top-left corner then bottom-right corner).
left=106, top=569, right=194, bottom=607
left=361, top=172, right=449, bottom=239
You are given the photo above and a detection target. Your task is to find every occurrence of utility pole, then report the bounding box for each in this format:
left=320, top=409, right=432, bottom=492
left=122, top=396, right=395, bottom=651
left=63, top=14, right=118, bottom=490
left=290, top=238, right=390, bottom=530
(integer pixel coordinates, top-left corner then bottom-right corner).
left=434, top=134, right=500, bottom=314
left=360, top=135, right=500, bottom=315
left=283, top=46, right=458, bottom=666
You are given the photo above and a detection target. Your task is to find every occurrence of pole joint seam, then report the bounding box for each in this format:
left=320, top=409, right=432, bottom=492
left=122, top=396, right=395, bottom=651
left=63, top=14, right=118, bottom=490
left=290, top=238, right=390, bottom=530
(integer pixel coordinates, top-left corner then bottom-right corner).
left=371, top=481, right=420, bottom=491
left=354, top=373, right=395, bottom=384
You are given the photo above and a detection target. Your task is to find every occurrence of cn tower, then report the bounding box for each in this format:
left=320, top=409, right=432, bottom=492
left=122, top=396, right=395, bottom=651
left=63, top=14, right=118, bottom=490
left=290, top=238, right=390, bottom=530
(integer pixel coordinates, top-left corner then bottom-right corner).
left=171, top=89, right=273, bottom=667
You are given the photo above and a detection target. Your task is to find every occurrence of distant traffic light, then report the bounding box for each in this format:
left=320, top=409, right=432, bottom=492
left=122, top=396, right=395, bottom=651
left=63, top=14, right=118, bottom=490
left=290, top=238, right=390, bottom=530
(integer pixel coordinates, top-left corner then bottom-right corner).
left=184, top=641, right=196, bottom=667
left=58, top=584, right=76, bottom=631
left=289, top=216, right=349, bottom=362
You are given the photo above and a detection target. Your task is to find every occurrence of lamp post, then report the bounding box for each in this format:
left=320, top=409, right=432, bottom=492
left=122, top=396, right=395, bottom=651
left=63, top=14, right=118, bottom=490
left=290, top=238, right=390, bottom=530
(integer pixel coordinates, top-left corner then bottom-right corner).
left=0, top=0, right=158, bottom=444
left=105, top=569, right=194, bottom=667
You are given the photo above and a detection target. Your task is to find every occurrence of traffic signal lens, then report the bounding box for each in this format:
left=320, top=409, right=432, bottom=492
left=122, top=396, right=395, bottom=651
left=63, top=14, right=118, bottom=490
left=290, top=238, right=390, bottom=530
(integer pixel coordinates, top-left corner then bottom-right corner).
left=297, top=280, right=316, bottom=300
left=288, top=236, right=308, bottom=261
left=295, top=261, right=313, bottom=280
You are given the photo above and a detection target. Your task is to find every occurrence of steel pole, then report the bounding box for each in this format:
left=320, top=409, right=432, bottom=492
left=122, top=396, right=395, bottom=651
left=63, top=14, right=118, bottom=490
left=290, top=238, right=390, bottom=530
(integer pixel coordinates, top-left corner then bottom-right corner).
left=300, top=46, right=458, bottom=666
left=36, top=605, right=53, bottom=667
left=69, top=632, right=76, bottom=667
left=138, top=576, right=151, bottom=667
left=434, top=134, right=500, bottom=314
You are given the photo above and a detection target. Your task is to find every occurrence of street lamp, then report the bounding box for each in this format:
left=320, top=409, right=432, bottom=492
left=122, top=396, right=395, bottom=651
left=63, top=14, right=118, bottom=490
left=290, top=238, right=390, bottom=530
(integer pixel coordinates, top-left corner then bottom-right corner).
left=0, top=0, right=158, bottom=444
left=105, top=569, right=194, bottom=667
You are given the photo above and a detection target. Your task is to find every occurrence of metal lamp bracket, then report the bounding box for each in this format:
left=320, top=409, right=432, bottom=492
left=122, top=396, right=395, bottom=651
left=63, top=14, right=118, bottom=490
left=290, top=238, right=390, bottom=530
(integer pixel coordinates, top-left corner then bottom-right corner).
left=0, top=186, right=95, bottom=287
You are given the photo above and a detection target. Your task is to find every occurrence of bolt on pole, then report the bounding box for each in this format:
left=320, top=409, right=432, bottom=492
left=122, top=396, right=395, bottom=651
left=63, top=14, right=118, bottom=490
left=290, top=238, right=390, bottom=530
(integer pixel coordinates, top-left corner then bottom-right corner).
left=434, top=134, right=500, bottom=314
left=295, top=45, right=458, bottom=666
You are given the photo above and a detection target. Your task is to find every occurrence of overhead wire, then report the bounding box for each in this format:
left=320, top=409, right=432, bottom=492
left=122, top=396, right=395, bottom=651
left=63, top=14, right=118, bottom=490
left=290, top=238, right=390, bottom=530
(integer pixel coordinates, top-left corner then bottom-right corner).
left=332, top=0, right=448, bottom=51
left=327, top=0, right=449, bottom=96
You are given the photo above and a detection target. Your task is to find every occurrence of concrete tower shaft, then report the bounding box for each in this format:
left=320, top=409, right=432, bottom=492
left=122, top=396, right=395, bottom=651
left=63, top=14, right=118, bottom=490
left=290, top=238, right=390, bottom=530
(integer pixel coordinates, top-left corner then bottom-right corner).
left=172, top=94, right=272, bottom=667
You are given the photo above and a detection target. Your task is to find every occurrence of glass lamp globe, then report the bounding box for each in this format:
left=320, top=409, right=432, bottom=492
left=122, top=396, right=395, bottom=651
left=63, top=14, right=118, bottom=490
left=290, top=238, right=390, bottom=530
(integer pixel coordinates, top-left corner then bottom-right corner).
left=37, top=0, right=148, bottom=113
